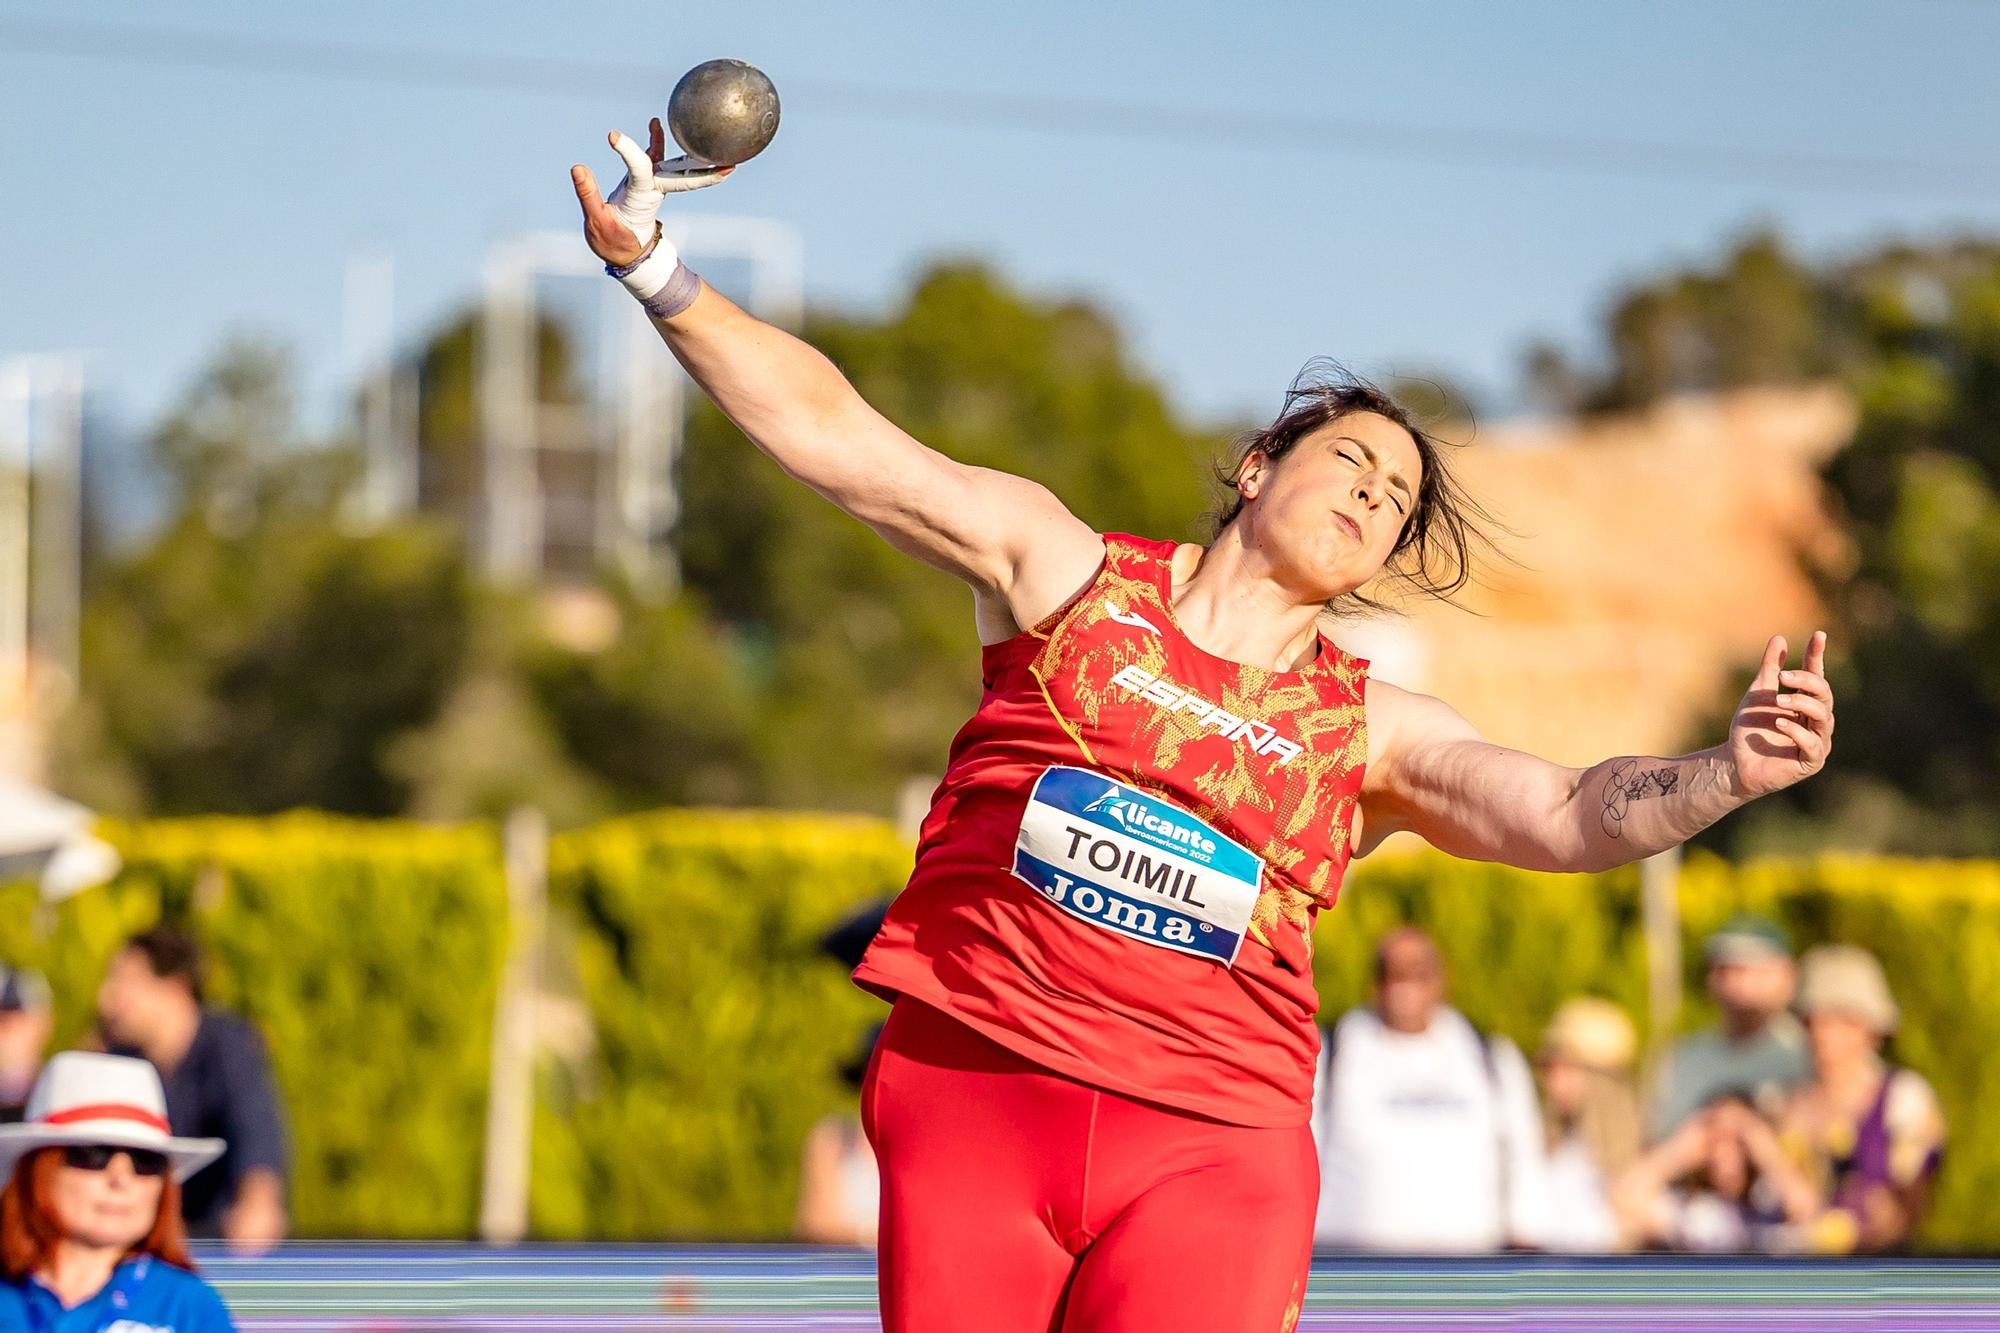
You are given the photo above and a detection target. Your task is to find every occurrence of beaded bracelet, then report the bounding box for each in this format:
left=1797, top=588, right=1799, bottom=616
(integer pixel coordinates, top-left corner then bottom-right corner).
left=603, top=223, right=664, bottom=280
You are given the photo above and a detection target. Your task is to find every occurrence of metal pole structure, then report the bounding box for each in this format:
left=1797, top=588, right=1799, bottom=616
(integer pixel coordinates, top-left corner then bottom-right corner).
left=481, top=243, right=542, bottom=582
left=1641, top=845, right=1684, bottom=1059
left=480, top=806, right=548, bottom=1244
left=481, top=218, right=803, bottom=594
left=0, top=361, right=31, bottom=701
left=27, top=358, right=83, bottom=701
left=343, top=250, right=413, bottom=526
left=615, top=291, right=683, bottom=595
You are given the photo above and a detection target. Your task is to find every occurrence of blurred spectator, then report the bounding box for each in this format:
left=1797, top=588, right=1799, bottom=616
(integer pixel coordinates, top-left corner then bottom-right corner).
left=0, top=1051, right=236, bottom=1331
left=1762, top=945, right=1945, bottom=1253
left=795, top=901, right=891, bottom=1246
left=95, top=926, right=290, bottom=1255
left=1649, top=915, right=1808, bottom=1140
left=1311, top=927, right=1547, bottom=1251
left=0, top=964, right=53, bottom=1124
left=1615, top=1092, right=1789, bottom=1252
left=1535, top=997, right=1643, bottom=1252
left=794, top=1024, right=881, bottom=1246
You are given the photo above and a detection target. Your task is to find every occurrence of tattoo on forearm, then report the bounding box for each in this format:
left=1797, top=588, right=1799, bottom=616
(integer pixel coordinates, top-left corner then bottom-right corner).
left=1600, top=758, right=1727, bottom=839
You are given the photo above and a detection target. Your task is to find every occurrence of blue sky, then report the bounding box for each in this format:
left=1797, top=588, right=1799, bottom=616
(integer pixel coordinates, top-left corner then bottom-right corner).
left=3, top=0, right=1997, bottom=441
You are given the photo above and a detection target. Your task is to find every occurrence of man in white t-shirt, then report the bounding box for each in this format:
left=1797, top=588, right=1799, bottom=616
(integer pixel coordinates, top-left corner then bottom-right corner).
left=1311, top=927, right=1549, bottom=1251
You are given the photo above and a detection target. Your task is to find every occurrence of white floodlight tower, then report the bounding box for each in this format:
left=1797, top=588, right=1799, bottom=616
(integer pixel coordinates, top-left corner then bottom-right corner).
left=343, top=250, right=418, bottom=527
left=0, top=356, right=85, bottom=704
left=479, top=216, right=803, bottom=594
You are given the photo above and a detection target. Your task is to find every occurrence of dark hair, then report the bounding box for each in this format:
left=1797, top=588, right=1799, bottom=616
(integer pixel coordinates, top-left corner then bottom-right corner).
left=124, top=925, right=206, bottom=1003
left=1210, top=361, right=1501, bottom=614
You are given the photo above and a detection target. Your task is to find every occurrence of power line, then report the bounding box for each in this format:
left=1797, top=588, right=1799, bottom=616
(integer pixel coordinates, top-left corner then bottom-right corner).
left=3, top=14, right=1996, bottom=201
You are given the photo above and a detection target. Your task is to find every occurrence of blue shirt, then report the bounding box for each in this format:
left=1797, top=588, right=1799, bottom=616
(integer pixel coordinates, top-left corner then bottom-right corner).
left=0, top=1255, right=235, bottom=1333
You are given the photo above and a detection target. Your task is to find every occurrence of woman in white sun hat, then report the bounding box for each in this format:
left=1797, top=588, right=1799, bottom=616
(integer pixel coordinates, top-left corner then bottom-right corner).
left=0, top=1051, right=236, bottom=1331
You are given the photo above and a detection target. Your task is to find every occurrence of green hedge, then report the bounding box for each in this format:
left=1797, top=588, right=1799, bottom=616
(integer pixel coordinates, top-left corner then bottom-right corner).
left=1317, top=850, right=2000, bottom=1252
left=6, top=814, right=1996, bottom=1249
left=529, top=810, right=909, bottom=1240
left=0, top=814, right=506, bottom=1238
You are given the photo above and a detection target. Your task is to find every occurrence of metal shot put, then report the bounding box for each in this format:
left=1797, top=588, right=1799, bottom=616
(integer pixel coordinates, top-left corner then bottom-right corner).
left=668, top=59, right=781, bottom=168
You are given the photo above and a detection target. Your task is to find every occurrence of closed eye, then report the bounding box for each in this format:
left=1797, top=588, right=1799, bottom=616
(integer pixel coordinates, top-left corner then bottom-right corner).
left=1337, top=448, right=1408, bottom=516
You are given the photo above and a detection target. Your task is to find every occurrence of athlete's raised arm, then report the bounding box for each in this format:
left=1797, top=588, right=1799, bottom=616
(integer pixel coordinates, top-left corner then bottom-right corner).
left=1358, top=631, right=1834, bottom=872
left=569, top=123, right=1102, bottom=633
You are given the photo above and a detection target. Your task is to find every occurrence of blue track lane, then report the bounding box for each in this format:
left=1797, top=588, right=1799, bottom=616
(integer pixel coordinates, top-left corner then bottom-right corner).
left=193, top=1245, right=2000, bottom=1331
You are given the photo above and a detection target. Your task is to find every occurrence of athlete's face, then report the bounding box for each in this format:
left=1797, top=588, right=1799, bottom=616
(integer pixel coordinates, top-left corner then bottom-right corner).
left=1237, top=412, right=1421, bottom=602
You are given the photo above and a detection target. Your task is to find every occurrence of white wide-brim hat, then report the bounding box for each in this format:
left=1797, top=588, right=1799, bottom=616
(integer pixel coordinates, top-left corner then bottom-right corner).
left=0, top=1051, right=224, bottom=1184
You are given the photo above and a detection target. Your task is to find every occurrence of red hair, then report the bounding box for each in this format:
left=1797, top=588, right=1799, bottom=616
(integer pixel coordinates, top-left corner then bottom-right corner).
left=1, top=1148, right=195, bottom=1280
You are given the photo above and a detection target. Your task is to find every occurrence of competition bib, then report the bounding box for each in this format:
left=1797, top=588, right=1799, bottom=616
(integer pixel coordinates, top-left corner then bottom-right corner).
left=1011, top=766, right=1262, bottom=965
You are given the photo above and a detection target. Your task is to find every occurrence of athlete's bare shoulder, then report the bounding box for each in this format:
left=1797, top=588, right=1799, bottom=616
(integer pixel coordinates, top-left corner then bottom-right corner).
left=972, top=513, right=1108, bottom=646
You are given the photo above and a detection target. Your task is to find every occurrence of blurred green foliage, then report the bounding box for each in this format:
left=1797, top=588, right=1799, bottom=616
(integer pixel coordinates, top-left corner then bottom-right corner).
left=71, top=240, right=2000, bottom=848
left=6, top=817, right=1996, bottom=1249
left=1538, top=234, right=2000, bottom=854
left=61, top=264, right=1225, bottom=821
left=531, top=810, right=909, bottom=1239
left=0, top=815, right=505, bottom=1238
left=667, top=261, right=1222, bottom=812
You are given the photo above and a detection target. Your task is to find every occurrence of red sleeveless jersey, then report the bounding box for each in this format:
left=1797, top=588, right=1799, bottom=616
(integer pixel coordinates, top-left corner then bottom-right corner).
left=854, top=533, right=1370, bottom=1126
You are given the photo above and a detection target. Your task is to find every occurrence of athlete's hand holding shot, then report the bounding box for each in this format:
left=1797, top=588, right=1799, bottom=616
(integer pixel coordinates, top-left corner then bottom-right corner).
left=570, top=115, right=1834, bottom=1333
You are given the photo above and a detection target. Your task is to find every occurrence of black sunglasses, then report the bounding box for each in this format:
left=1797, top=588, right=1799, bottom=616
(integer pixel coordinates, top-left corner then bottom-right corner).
left=61, top=1144, right=170, bottom=1177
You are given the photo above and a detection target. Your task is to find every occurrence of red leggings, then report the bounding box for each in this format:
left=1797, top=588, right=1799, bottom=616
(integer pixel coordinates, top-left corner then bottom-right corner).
left=861, top=998, right=1318, bottom=1333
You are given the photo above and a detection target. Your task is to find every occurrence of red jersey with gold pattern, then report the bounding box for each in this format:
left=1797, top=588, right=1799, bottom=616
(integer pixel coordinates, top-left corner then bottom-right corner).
left=854, top=533, right=1370, bottom=1127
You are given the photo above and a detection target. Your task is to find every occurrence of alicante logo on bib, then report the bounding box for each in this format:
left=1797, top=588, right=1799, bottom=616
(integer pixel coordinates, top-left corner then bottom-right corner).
left=1012, top=766, right=1262, bottom=964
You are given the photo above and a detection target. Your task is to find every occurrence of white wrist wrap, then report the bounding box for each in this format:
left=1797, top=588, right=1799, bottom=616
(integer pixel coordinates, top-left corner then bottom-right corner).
left=615, top=240, right=681, bottom=302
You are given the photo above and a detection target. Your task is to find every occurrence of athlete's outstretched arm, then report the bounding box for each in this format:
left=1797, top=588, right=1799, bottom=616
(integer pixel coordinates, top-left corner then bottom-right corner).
left=569, top=124, right=1101, bottom=627
left=1359, top=632, right=1834, bottom=873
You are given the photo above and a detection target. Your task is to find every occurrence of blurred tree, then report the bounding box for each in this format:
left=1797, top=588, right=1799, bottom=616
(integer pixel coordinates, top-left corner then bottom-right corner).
left=1776, top=242, right=2000, bottom=854
left=57, top=342, right=489, bottom=816
left=388, top=604, right=609, bottom=827
left=670, top=260, right=1226, bottom=810
left=1520, top=339, right=1589, bottom=418
left=59, top=315, right=640, bottom=819
left=527, top=590, right=761, bottom=810
left=1552, top=236, right=2000, bottom=853
left=58, top=509, right=477, bottom=817
left=1582, top=230, right=1834, bottom=412
left=409, top=309, right=594, bottom=531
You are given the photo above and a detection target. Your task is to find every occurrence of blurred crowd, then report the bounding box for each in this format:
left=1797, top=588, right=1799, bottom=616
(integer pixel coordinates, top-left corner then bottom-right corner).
left=0, top=911, right=1945, bottom=1259
left=0, top=927, right=291, bottom=1256
left=800, top=912, right=1945, bottom=1256
left=1308, top=919, right=1944, bottom=1255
